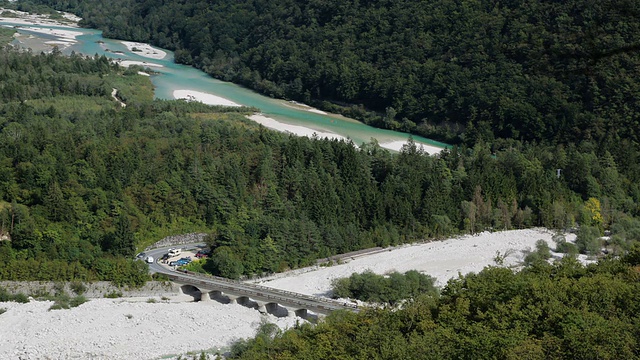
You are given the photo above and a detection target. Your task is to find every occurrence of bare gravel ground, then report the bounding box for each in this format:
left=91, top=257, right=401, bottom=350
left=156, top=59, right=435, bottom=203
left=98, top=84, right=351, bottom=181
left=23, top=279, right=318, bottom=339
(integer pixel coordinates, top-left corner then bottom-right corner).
left=0, top=228, right=588, bottom=359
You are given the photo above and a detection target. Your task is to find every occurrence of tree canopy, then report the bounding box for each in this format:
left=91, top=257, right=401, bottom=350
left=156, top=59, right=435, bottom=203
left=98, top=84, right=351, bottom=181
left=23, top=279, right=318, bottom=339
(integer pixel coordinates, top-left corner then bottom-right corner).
left=20, top=0, right=640, bottom=154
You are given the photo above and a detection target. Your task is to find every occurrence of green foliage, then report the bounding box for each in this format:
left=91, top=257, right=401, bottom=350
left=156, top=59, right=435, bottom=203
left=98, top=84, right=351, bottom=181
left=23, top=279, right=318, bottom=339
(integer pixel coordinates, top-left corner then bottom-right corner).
left=0, top=42, right=639, bottom=284
left=331, top=270, right=438, bottom=305
left=152, top=273, right=169, bottom=281
left=0, top=307, right=6, bottom=315
left=575, top=226, right=603, bottom=255
left=0, top=287, right=29, bottom=303
left=622, top=242, right=640, bottom=266
left=103, top=291, right=122, bottom=298
left=554, top=235, right=579, bottom=257
left=523, top=239, right=552, bottom=266
left=0, top=27, right=16, bottom=46
left=70, top=281, right=87, bottom=295
left=33, top=0, right=640, bottom=157
left=44, top=291, right=87, bottom=310
left=230, top=258, right=640, bottom=359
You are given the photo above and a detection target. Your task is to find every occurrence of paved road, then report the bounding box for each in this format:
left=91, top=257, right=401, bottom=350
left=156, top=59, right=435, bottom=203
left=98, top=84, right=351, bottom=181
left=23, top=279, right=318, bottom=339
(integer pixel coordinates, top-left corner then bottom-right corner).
left=143, top=244, right=359, bottom=314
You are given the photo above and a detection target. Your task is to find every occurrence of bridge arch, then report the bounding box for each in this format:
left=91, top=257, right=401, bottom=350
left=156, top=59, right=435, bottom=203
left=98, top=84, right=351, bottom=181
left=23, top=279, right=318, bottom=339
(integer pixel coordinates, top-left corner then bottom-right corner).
left=180, top=284, right=202, bottom=301
left=208, top=290, right=231, bottom=304
left=295, top=309, right=318, bottom=322
left=236, top=296, right=259, bottom=310
left=265, top=302, right=289, bottom=318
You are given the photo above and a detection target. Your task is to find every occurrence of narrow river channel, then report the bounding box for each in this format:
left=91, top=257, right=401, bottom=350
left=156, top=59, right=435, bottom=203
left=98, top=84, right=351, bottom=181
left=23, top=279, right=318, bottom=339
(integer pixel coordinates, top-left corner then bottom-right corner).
left=2, top=20, right=450, bottom=152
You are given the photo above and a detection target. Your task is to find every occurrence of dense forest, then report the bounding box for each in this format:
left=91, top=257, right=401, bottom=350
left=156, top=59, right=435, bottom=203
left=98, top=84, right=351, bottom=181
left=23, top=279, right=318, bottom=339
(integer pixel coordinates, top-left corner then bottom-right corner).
left=0, top=46, right=638, bottom=282
left=1, top=3, right=639, bottom=357
left=230, top=254, right=640, bottom=359
left=15, top=0, right=640, bottom=152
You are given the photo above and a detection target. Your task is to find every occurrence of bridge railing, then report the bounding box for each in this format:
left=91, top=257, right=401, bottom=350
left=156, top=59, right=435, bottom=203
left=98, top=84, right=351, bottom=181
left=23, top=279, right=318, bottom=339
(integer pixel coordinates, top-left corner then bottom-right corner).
left=166, top=269, right=359, bottom=311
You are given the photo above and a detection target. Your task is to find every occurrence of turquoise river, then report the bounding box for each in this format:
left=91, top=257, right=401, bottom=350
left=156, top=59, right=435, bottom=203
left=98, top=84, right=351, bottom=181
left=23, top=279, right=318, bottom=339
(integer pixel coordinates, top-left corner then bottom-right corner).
left=2, top=21, right=450, bottom=151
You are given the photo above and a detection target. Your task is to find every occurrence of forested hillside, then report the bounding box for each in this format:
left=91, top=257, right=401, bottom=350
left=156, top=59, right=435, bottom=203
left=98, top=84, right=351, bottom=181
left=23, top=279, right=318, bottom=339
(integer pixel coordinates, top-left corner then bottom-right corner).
left=0, top=45, right=637, bottom=281
left=17, top=0, right=640, bottom=151
left=0, top=48, right=256, bottom=284
left=2, top=3, right=639, bottom=357
left=230, top=255, right=640, bottom=359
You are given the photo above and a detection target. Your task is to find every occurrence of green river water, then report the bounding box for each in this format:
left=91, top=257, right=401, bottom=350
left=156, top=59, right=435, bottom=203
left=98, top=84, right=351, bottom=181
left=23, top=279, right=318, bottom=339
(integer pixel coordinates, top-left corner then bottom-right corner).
left=3, top=22, right=450, bottom=150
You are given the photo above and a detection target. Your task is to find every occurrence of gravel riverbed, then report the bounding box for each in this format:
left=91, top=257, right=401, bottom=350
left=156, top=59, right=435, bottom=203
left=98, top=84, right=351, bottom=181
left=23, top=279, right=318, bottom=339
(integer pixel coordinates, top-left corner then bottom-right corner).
left=0, top=228, right=586, bottom=359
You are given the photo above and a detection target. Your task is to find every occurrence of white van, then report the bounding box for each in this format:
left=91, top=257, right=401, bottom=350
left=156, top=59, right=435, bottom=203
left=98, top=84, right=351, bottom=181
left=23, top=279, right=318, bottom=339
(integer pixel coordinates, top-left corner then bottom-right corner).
left=146, top=256, right=154, bottom=264
left=168, top=248, right=181, bottom=257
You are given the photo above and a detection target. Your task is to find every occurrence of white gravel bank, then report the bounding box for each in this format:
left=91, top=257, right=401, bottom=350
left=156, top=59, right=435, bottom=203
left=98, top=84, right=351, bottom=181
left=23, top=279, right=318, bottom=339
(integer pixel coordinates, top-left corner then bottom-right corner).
left=0, top=295, right=298, bottom=360
left=0, top=228, right=588, bottom=359
left=257, top=228, right=583, bottom=295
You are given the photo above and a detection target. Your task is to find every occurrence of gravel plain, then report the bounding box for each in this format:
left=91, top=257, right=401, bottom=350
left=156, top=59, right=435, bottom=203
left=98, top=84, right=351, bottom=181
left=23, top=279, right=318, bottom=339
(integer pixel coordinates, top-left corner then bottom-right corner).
left=0, top=228, right=588, bottom=359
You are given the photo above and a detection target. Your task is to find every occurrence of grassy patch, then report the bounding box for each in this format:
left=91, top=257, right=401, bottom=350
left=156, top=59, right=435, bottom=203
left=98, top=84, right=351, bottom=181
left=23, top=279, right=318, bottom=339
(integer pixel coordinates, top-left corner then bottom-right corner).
left=0, top=287, right=29, bottom=303
left=41, top=290, right=88, bottom=311
left=107, top=72, right=155, bottom=104
left=104, top=291, right=123, bottom=298
left=70, top=281, right=87, bottom=295
left=0, top=27, right=16, bottom=46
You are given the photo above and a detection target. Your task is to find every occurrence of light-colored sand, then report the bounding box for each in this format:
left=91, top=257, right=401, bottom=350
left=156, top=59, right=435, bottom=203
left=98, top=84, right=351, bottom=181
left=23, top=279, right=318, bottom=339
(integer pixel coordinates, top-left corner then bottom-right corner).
left=0, top=228, right=592, bottom=359
left=284, top=100, right=328, bottom=115
left=0, top=296, right=298, bottom=360
left=248, top=115, right=445, bottom=153
left=16, top=26, right=82, bottom=41
left=173, top=89, right=241, bottom=107
left=44, top=40, right=74, bottom=45
left=378, top=140, right=446, bottom=155
left=256, top=228, right=587, bottom=295
left=115, top=59, right=164, bottom=68
left=1, top=10, right=82, bottom=52
left=0, top=9, right=80, bottom=28
left=248, top=114, right=350, bottom=142
left=121, top=41, right=167, bottom=60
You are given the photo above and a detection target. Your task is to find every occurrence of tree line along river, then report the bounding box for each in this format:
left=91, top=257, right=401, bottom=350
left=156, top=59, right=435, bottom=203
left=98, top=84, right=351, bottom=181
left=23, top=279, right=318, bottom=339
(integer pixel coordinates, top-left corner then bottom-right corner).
left=2, top=20, right=449, bottom=152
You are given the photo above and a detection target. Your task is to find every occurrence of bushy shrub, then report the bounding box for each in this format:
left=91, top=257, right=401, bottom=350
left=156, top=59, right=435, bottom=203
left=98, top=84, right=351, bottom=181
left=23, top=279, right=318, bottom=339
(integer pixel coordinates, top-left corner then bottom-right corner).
left=575, top=226, right=602, bottom=255
left=554, top=234, right=579, bottom=256
left=69, top=295, right=88, bottom=308
left=104, top=291, right=123, bottom=298
left=331, top=270, right=438, bottom=305
left=523, top=240, right=552, bottom=266
left=0, top=287, right=29, bottom=303
left=70, top=281, right=87, bottom=295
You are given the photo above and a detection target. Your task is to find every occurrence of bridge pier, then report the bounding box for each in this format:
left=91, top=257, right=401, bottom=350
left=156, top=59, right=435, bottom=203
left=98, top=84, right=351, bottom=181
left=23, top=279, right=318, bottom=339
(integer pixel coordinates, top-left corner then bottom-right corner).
left=166, top=272, right=357, bottom=317
left=295, top=308, right=308, bottom=318
left=286, top=307, right=297, bottom=318
left=257, top=301, right=267, bottom=314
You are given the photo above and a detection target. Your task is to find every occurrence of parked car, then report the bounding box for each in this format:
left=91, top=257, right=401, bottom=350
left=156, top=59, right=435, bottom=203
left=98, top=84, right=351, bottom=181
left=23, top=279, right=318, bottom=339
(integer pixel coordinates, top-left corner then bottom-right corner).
left=136, top=252, right=146, bottom=260
left=169, top=259, right=190, bottom=266
left=160, top=253, right=170, bottom=261
left=195, top=250, right=210, bottom=258
left=146, top=256, right=154, bottom=264
left=168, top=248, right=181, bottom=257
left=179, top=256, right=192, bottom=263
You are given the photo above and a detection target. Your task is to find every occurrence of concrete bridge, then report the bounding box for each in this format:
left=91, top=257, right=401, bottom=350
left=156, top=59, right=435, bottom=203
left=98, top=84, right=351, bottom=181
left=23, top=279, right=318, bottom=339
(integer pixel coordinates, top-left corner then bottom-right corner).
left=146, top=247, right=359, bottom=319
